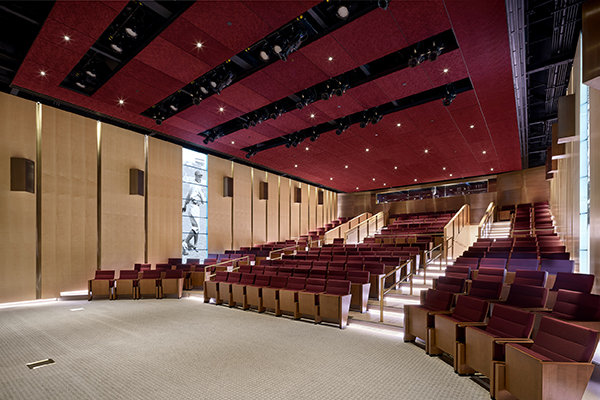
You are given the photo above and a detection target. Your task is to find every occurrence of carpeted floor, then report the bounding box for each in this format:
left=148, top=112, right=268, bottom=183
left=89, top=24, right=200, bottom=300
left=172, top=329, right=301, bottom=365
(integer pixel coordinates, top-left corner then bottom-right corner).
left=0, top=298, right=492, bottom=400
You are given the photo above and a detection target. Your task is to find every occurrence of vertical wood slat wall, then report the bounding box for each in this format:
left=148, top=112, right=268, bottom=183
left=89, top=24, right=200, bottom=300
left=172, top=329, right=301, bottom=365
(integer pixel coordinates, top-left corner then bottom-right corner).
left=0, top=93, right=182, bottom=303
left=206, top=155, right=338, bottom=254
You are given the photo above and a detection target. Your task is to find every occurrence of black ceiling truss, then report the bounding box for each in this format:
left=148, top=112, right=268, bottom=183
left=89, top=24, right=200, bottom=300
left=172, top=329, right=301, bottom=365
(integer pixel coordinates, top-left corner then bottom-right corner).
left=241, top=78, right=473, bottom=159
left=524, top=0, right=584, bottom=168
left=0, top=1, right=54, bottom=89
left=141, top=1, right=391, bottom=124
left=59, top=1, right=194, bottom=96
left=197, top=29, right=458, bottom=144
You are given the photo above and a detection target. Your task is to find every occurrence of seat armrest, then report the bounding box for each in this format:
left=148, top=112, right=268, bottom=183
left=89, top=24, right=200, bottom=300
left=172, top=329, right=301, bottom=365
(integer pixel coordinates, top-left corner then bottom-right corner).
left=457, top=322, right=487, bottom=328
left=428, top=310, right=453, bottom=316
left=493, top=338, right=534, bottom=345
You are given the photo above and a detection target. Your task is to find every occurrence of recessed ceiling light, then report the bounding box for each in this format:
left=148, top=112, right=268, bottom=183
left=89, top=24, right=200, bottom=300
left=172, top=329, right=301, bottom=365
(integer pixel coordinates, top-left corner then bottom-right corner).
left=328, top=56, right=333, bottom=61
left=219, top=107, right=224, bottom=112
left=330, top=177, right=333, bottom=180
left=63, top=35, right=70, bottom=41
left=414, top=178, right=417, bottom=182
left=39, top=71, right=46, bottom=76
left=443, top=167, right=446, bottom=170
left=310, top=113, right=315, bottom=118
left=450, top=174, right=453, bottom=177
left=394, top=166, right=397, bottom=170
left=443, top=68, right=449, bottom=73
left=470, top=125, right=475, bottom=129
left=396, top=123, right=401, bottom=127
left=482, top=150, right=487, bottom=154
left=294, top=164, right=298, bottom=168
left=424, top=149, right=428, bottom=153
left=356, top=187, right=359, bottom=190
left=372, top=178, right=375, bottom=181
left=196, top=42, right=203, bottom=48
left=383, top=183, right=386, bottom=186
left=118, top=99, right=124, bottom=105
left=231, top=141, right=235, bottom=144
left=490, top=168, right=494, bottom=171
left=345, top=165, right=348, bottom=168
left=365, top=148, right=369, bottom=152
left=305, top=147, right=309, bottom=151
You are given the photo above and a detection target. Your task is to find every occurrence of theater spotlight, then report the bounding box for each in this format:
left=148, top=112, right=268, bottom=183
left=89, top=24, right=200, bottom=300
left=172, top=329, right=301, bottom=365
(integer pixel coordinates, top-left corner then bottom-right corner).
left=258, top=43, right=272, bottom=62
left=378, top=0, right=389, bottom=10
left=336, top=120, right=349, bottom=135
left=210, top=69, right=235, bottom=95
left=273, top=29, right=307, bottom=61
left=246, top=147, right=258, bottom=159
left=269, top=106, right=284, bottom=120
left=427, top=42, right=444, bottom=62
left=442, top=83, right=457, bottom=107
left=310, top=128, right=320, bottom=142
left=359, top=111, right=370, bottom=128
left=169, top=98, right=179, bottom=112
left=336, top=5, right=349, bottom=19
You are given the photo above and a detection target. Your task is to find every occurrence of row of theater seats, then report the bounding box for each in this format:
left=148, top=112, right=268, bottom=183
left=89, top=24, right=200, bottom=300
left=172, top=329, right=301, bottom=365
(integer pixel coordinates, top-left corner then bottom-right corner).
left=204, top=272, right=355, bottom=328
left=464, top=236, right=568, bottom=261
left=405, top=266, right=599, bottom=399
left=88, top=269, right=185, bottom=300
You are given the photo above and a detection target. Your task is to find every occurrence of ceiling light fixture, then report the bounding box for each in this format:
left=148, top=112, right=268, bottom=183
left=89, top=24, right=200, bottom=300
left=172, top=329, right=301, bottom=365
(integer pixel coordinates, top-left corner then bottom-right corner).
left=310, top=113, right=315, bottom=118
left=396, top=123, right=401, bottom=127
left=394, top=166, right=397, bottom=170
left=443, top=167, right=446, bottom=170
left=258, top=43, right=272, bottom=62
left=63, top=35, right=70, bottom=41
left=449, top=173, right=453, bottom=177
left=39, top=71, right=46, bottom=76
left=442, top=83, right=457, bottom=106
left=335, top=5, right=349, bottom=19
left=328, top=56, right=333, bottom=61
left=427, top=42, right=444, bottom=62
left=196, top=42, right=203, bottom=49
left=125, top=26, right=138, bottom=38
left=273, top=28, right=307, bottom=61
left=470, top=124, right=474, bottom=128
left=482, top=150, right=487, bottom=154
left=345, top=165, right=348, bottom=169
left=365, top=148, right=369, bottom=152
left=118, top=99, right=125, bottom=105
left=219, top=107, right=224, bottom=112
left=443, top=68, right=449, bottom=73
left=424, top=149, right=429, bottom=153
left=110, top=40, right=123, bottom=54
left=491, top=168, right=494, bottom=171
left=210, top=69, right=235, bottom=95
left=245, top=146, right=258, bottom=159
left=414, top=178, right=417, bottom=182
left=231, top=141, right=235, bottom=144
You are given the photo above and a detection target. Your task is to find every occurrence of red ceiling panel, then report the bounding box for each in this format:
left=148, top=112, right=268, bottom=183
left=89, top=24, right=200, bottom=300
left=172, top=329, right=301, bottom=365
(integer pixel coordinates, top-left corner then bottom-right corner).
left=49, top=1, right=125, bottom=39
left=237, top=71, right=294, bottom=102
left=388, top=1, right=451, bottom=44
left=345, top=81, right=390, bottom=109
left=260, top=52, right=329, bottom=93
left=115, top=59, right=185, bottom=95
left=332, top=8, right=408, bottom=65
left=100, top=1, right=129, bottom=13
left=11, top=0, right=523, bottom=193
left=242, top=1, right=309, bottom=31
left=182, top=1, right=273, bottom=54
left=135, top=37, right=212, bottom=85
left=213, top=83, right=271, bottom=113
left=165, top=15, right=237, bottom=68
left=299, top=35, right=360, bottom=78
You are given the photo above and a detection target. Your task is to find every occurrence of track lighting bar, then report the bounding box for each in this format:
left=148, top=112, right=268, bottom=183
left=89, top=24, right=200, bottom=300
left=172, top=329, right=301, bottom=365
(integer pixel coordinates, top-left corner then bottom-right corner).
left=242, top=78, right=473, bottom=158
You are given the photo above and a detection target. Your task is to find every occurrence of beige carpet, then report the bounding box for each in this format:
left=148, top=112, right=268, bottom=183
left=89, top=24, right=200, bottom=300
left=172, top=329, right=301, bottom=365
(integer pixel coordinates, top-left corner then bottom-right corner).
left=0, top=298, right=492, bottom=400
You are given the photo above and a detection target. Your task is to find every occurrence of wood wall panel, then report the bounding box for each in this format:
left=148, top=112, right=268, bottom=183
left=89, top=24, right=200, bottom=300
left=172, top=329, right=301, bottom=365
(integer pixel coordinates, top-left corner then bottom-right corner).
left=290, top=181, right=300, bottom=239
left=41, top=106, right=97, bottom=298
left=253, top=169, right=267, bottom=246
left=316, top=192, right=323, bottom=229
left=267, top=173, right=279, bottom=243
left=300, top=183, right=308, bottom=234
left=308, top=185, right=316, bottom=231
left=0, top=93, right=37, bottom=303
left=207, top=156, right=232, bottom=253
left=588, top=86, right=600, bottom=291
left=101, top=125, right=144, bottom=270
left=233, top=163, right=251, bottom=249
left=147, top=137, right=181, bottom=265
left=280, top=177, right=290, bottom=240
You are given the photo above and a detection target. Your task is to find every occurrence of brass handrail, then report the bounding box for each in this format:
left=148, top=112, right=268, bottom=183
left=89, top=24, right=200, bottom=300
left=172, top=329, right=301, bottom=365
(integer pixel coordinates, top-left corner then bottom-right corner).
left=323, top=212, right=371, bottom=244
left=422, top=243, right=444, bottom=283
left=344, top=211, right=387, bottom=243
left=478, top=202, right=495, bottom=238
left=268, top=244, right=299, bottom=260
left=379, top=259, right=412, bottom=322
left=205, top=255, right=250, bottom=279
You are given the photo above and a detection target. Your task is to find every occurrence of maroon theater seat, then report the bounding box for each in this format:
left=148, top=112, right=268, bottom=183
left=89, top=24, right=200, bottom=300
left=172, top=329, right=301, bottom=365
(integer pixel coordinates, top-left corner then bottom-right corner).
left=404, top=289, right=454, bottom=345
left=115, top=270, right=139, bottom=300
left=203, top=271, right=229, bottom=304
left=246, top=274, right=271, bottom=312
left=445, top=266, right=471, bottom=280
left=436, top=276, right=465, bottom=294
left=262, top=276, right=288, bottom=315
left=468, top=279, right=503, bottom=301
left=502, top=317, right=600, bottom=400
left=430, top=296, right=490, bottom=357
left=134, top=263, right=151, bottom=271
left=88, top=270, right=115, bottom=300
left=264, top=266, right=279, bottom=276
left=475, top=267, right=506, bottom=283
left=139, top=270, right=162, bottom=299
left=503, top=283, right=548, bottom=310
left=162, top=270, right=184, bottom=299
left=512, top=269, right=547, bottom=287
left=231, top=273, right=256, bottom=309
left=479, top=258, right=507, bottom=269
left=540, top=259, right=575, bottom=289
left=459, top=304, right=534, bottom=383
left=278, top=277, right=306, bottom=318
left=155, top=263, right=172, bottom=272
left=298, top=278, right=327, bottom=322
left=317, top=280, right=352, bottom=328
left=346, top=270, right=371, bottom=313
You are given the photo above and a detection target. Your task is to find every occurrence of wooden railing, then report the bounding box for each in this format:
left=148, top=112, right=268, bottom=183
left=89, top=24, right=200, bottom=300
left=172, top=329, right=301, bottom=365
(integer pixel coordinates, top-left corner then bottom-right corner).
left=379, top=259, right=412, bottom=322
left=478, top=202, right=495, bottom=238
left=344, top=211, right=387, bottom=244
left=421, top=243, right=444, bottom=284
left=268, top=245, right=300, bottom=260
left=443, top=204, right=471, bottom=261
left=323, top=212, right=371, bottom=244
